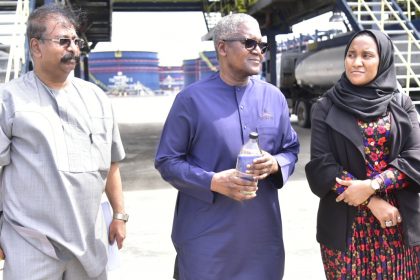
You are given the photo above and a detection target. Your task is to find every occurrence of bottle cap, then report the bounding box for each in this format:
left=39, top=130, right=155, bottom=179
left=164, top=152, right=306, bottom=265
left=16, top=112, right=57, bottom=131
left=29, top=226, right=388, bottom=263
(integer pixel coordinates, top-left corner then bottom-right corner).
left=249, top=132, right=258, bottom=139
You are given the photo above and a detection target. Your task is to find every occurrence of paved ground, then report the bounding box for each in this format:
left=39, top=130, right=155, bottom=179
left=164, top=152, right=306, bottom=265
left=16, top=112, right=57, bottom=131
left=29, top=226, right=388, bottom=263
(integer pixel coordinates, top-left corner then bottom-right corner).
left=0, top=95, right=326, bottom=279
left=109, top=95, right=325, bottom=279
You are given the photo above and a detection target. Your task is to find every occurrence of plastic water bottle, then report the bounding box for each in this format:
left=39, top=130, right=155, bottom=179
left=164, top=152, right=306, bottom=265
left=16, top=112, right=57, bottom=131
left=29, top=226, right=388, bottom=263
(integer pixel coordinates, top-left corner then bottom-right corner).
left=236, top=132, right=262, bottom=194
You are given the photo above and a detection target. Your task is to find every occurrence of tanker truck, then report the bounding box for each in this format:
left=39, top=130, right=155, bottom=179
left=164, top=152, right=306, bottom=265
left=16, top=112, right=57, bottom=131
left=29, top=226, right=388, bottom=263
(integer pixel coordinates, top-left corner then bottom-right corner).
left=274, top=31, right=420, bottom=128
left=274, top=32, right=352, bottom=128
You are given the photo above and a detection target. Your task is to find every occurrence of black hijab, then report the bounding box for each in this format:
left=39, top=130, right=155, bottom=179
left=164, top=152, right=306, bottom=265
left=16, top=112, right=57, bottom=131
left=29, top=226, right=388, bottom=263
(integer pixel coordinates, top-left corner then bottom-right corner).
left=326, top=29, right=397, bottom=119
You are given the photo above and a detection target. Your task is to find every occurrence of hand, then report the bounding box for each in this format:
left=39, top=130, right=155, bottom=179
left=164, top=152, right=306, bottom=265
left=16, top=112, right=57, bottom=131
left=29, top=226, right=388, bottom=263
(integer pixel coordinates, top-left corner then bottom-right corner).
left=335, top=178, right=375, bottom=206
left=0, top=247, right=4, bottom=260
left=367, top=196, right=402, bottom=228
left=109, top=219, right=126, bottom=249
left=247, top=150, right=279, bottom=180
left=211, top=169, right=258, bottom=201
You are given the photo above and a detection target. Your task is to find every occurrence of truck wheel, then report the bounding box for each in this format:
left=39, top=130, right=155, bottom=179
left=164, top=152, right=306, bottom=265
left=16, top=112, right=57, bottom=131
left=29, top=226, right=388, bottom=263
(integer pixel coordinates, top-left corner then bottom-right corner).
left=297, top=100, right=311, bottom=128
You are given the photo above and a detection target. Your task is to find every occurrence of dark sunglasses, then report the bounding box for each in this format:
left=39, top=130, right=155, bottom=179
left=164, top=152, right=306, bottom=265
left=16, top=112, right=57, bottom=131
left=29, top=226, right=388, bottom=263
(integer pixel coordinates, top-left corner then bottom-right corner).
left=40, top=37, right=86, bottom=49
left=223, top=38, right=269, bottom=54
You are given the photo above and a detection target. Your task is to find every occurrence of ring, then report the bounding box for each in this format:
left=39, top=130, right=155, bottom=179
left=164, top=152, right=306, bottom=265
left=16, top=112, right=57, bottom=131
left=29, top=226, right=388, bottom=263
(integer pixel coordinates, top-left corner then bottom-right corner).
left=385, top=220, right=393, bottom=227
left=240, top=190, right=255, bottom=195
left=397, top=216, right=402, bottom=222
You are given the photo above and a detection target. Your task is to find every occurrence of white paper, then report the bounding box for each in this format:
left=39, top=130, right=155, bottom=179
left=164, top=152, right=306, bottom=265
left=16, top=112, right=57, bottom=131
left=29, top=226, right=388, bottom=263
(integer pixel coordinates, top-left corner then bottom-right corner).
left=101, top=198, right=121, bottom=271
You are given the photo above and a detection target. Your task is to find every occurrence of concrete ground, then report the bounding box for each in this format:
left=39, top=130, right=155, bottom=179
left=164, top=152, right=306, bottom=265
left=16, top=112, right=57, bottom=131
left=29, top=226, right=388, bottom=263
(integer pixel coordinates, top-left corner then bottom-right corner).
left=0, top=95, right=326, bottom=279
left=109, top=95, right=325, bottom=280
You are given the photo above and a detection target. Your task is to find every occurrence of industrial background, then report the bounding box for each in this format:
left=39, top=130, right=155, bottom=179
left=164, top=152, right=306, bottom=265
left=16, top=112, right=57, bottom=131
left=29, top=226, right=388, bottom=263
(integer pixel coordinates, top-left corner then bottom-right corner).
left=1, top=0, right=419, bottom=127
left=0, top=1, right=419, bottom=279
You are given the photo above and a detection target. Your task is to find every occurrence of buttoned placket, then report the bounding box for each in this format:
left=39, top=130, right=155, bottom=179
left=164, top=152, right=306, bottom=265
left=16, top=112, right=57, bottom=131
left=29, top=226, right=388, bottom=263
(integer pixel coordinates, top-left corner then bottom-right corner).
left=235, top=86, right=251, bottom=144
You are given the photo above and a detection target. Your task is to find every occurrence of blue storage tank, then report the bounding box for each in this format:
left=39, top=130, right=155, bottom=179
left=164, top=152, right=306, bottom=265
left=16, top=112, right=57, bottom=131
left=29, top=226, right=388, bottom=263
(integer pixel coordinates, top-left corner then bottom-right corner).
left=159, top=66, right=184, bottom=91
left=183, top=51, right=219, bottom=87
left=89, top=51, right=160, bottom=91
left=183, top=58, right=200, bottom=87
left=199, top=51, right=218, bottom=80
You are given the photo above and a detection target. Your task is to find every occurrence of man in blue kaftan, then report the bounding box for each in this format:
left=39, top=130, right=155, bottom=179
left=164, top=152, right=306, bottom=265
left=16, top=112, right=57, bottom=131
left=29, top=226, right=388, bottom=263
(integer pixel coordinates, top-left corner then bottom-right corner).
left=155, top=13, right=299, bottom=280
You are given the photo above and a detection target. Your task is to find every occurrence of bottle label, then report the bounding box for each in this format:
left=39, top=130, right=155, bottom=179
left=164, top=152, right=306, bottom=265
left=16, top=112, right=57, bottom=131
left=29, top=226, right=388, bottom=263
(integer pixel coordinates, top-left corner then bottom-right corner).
left=236, top=154, right=259, bottom=180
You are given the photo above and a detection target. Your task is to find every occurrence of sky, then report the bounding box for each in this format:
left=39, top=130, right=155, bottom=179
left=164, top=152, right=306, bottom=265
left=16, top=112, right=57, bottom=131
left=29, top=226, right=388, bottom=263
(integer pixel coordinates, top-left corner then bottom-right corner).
left=93, top=11, right=346, bottom=66
left=94, top=12, right=215, bottom=66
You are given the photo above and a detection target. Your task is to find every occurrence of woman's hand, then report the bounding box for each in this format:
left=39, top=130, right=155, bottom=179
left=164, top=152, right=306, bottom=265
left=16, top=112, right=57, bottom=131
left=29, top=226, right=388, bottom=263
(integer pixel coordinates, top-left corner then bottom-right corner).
left=367, top=196, right=402, bottom=228
left=335, top=178, right=375, bottom=206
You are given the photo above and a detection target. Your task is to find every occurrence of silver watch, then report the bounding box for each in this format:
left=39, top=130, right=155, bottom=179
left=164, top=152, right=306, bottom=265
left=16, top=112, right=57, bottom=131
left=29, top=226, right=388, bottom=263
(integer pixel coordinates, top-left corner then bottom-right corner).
left=370, top=179, right=381, bottom=192
left=113, top=212, right=129, bottom=222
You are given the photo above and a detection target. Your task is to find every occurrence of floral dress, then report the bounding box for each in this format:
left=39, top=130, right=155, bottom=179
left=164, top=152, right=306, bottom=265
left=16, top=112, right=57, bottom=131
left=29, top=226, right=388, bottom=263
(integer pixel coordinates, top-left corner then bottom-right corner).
left=321, top=112, right=420, bottom=280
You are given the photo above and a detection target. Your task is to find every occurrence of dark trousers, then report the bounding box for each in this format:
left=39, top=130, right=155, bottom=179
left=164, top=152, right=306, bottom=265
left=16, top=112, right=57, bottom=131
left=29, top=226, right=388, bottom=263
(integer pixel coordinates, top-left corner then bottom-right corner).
left=173, top=255, right=179, bottom=279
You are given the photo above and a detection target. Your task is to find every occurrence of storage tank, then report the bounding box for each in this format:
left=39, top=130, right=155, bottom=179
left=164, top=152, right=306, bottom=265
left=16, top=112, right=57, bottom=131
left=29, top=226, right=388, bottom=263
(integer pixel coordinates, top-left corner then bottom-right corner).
left=89, top=51, right=160, bottom=92
left=159, top=66, right=184, bottom=92
left=295, top=45, right=345, bottom=88
left=183, top=58, right=199, bottom=87
left=294, top=35, right=420, bottom=89
left=183, top=51, right=219, bottom=87
left=199, top=51, right=218, bottom=80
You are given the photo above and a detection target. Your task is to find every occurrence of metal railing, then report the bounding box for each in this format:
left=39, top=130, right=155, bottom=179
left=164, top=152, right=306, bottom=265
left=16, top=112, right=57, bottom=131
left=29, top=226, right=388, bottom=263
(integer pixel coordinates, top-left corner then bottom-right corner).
left=199, top=51, right=218, bottom=72
left=88, top=72, right=109, bottom=91
left=4, top=0, right=29, bottom=83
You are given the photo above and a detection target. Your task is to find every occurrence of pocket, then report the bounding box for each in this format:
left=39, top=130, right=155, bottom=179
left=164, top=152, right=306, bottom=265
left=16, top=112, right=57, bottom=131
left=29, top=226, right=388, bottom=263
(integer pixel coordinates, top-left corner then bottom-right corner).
left=91, top=117, right=113, bottom=171
left=91, top=117, right=113, bottom=144
left=257, top=126, right=278, bottom=152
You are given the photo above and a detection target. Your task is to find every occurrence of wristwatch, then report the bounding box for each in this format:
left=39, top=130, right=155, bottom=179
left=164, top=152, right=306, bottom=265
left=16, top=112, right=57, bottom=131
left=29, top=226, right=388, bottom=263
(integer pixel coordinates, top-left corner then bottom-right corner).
left=369, top=179, right=381, bottom=192
left=113, top=212, right=129, bottom=222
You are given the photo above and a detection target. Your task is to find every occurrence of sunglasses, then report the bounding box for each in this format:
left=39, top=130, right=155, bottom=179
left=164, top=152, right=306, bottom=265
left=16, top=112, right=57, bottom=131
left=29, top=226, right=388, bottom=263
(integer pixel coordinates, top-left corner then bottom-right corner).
left=40, top=37, right=86, bottom=49
left=223, top=38, right=269, bottom=54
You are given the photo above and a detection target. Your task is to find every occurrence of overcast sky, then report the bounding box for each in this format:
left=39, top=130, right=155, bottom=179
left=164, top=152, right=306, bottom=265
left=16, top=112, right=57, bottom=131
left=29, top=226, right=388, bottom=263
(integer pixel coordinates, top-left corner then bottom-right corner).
left=93, top=11, right=345, bottom=66
left=94, top=12, right=214, bottom=66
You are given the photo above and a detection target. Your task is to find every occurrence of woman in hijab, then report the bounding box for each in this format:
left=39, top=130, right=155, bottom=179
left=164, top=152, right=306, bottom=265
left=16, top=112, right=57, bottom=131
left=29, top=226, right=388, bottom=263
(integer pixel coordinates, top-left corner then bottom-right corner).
left=305, top=29, right=420, bottom=279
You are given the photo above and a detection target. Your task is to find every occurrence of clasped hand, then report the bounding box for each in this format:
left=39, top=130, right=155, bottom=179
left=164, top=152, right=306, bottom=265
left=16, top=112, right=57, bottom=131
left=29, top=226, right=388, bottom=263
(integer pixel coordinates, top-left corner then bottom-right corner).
left=210, top=151, right=278, bottom=201
left=246, top=151, right=279, bottom=180
left=335, top=177, right=402, bottom=228
left=335, top=177, right=374, bottom=206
